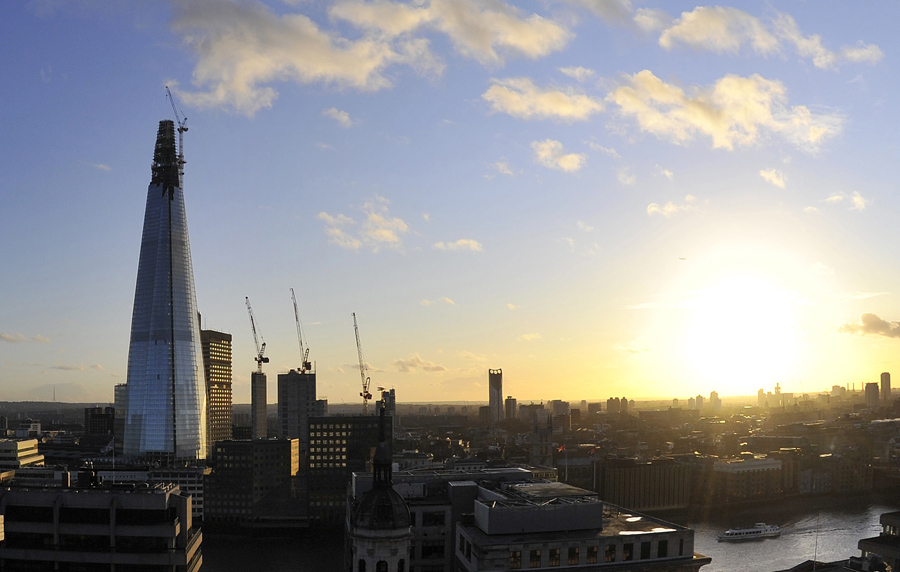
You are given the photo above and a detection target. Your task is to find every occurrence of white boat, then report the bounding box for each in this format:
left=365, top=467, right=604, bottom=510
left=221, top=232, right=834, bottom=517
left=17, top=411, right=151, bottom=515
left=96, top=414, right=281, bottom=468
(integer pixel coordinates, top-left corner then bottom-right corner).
left=717, top=523, right=781, bottom=542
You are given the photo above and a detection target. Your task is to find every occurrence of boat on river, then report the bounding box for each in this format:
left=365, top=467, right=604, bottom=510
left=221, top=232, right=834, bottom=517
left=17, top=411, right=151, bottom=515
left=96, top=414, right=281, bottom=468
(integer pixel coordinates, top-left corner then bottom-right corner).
left=717, top=523, right=781, bottom=542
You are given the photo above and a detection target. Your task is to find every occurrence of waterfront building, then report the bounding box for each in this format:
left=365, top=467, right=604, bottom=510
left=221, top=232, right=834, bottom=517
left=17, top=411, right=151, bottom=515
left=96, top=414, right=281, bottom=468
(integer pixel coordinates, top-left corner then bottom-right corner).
left=489, top=369, right=503, bottom=426
left=201, top=328, right=233, bottom=458
left=124, top=120, right=206, bottom=463
left=596, top=456, right=691, bottom=512
left=712, top=455, right=782, bottom=503
left=0, top=471, right=201, bottom=571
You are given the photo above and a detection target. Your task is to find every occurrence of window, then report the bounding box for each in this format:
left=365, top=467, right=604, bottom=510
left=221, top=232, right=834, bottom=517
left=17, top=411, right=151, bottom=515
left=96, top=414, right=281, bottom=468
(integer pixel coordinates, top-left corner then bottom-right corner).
left=422, top=512, right=445, bottom=526
left=641, top=542, right=651, bottom=560
left=657, top=540, right=668, bottom=558
left=587, top=545, right=598, bottom=564
left=679, top=538, right=684, bottom=556
left=604, top=545, right=615, bottom=563
left=549, top=548, right=560, bottom=566
left=530, top=549, right=541, bottom=568
left=376, top=562, right=387, bottom=572
left=409, top=512, right=416, bottom=526
left=510, top=550, right=522, bottom=569
left=397, top=560, right=404, bottom=572
left=459, top=534, right=465, bottom=551
left=568, top=547, right=579, bottom=565
left=465, top=540, right=471, bottom=560
left=421, top=540, right=445, bottom=559
left=358, top=560, right=366, bottom=572
left=623, top=543, right=634, bottom=561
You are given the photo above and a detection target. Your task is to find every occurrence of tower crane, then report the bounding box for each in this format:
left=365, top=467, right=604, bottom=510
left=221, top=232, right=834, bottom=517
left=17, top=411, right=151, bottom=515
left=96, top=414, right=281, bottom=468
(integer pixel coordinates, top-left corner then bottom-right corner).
left=352, top=313, right=373, bottom=414
left=290, top=288, right=311, bottom=373
left=165, top=86, right=188, bottom=185
left=246, top=297, right=269, bottom=373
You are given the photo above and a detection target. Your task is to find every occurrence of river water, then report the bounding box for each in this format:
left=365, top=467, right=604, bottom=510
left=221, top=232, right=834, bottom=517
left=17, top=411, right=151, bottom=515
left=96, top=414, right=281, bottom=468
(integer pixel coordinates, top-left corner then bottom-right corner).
left=201, top=495, right=899, bottom=572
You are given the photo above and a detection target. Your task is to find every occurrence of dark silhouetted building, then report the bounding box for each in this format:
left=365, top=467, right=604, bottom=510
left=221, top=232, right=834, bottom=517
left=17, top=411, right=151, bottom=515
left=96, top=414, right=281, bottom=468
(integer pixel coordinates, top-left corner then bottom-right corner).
left=201, top=328, right=233, bottom=458
left=489, top=369, right=503, bottom=426
left=882, top=372, right=892, bottom=403
left=84, top=406, right=115, bottom=436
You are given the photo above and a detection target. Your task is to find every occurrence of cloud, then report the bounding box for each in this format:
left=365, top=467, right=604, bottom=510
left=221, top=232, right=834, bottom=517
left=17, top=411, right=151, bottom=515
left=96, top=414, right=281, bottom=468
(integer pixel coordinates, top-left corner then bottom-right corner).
left=617, top=167, right=635, bottom=185
left=457, top=350, right=486, bottom=361
left=843, top=292, right=888, bottom=301
left=507, top=303, right=517, bottom=310
left=393, top=354, right=446, bottom=373
left=482, top=77, right=603, bottom=121
left=810, top=262, right=834, bottom=276
left=774, top=13, right=883, bottom=70
left=433, top=239, right=483, bottom=251
left=633, top=8, right=671, bottom=33
left=647, top=195, right=698, bottom=217
left=421, top=297, right=455, bottom=306
left=517, top=333, right=541, bottom=341
left=492, top=161, right=513, bottom=175
left=576, top=220, right=593, bottom=232
left=825, top=194, right=844, bottom=203
left=613, top=343, right=649, bottom=354
left=561, top=0, right=633, bottom=23
left=608, top=70, right=842, bottom=152
left=50, top=364, right=88, bottom=371
left=839, top=313, right=900, bottom=338
left=759, top=168, right=786, bottom=188
left=89, top=163, right=111, bottom=172
left=656, top=165, right=674, bottom=180
left=322, top=107, right=354, bottom=127
left=851, top=191, right=868, bottom=211
left=1, top=333, right=49, bottom=344
left=317, top=196, right=410, bottom=252
left=558, top=66, right=595, bottom=82
left=659, top=6, right=778, bottom=55
left=422, top=213, right=431, bottom=222
left=841, top=41, right=884, bottom=65
left=585, top=141, right=620, bottom=158
left=803, top=206, right=819, bottom=214
left=531, top=139, right=586, bottom=172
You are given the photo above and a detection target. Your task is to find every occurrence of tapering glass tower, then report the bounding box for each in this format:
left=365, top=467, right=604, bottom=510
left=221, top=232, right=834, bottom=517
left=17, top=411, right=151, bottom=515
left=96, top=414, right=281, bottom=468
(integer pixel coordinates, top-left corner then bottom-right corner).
left=124, top=120, right=206, bottom=462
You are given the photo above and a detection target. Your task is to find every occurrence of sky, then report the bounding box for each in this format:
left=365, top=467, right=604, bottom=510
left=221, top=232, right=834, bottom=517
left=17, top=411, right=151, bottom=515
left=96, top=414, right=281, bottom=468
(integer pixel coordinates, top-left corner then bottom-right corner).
left=3, top=0, right=900, bottom=406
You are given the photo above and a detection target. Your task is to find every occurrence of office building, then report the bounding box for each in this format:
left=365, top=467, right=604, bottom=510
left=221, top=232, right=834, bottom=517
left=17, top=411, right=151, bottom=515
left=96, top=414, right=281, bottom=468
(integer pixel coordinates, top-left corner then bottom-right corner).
left=866, top=382, right=881, bottom=408
left=124, top=120, right=206, bottom=463
left=278, top=368, right=324, bottom=455
left=114, top=383, right=127, bottom=444
left=84, top=406, right=115, bottom=436
left=859, top=511, right=900, bottom=572
left=489, top=369, right=503, bottom=426
left=504, top=396, right=517, bottom=421
left=251, top=371, right=267, bottom=439
left=201, top=328, right=233, bottom=458
left=882, top=372, right=892, bottom=403
left=0, top=439, right=44, bottom=470
left=596, top=457, right=690, bottom=512
left=0, top=472, right=201, bottom=571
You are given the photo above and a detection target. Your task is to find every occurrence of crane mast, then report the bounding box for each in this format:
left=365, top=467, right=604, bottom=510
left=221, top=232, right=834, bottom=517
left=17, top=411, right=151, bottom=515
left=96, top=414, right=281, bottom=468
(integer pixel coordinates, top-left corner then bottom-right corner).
left=291, top=288, right=311, bottom=373
left=246, top=297, right=269, bottom=373
left=352, top=313, right=373, bottom=414
left=165, top=86, right=188, bottom=187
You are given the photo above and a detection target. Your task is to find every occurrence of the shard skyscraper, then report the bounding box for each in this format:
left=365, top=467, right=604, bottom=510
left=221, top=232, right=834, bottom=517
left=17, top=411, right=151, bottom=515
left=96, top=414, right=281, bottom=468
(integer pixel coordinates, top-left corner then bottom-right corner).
left=124, top=119, right=206, bottom=462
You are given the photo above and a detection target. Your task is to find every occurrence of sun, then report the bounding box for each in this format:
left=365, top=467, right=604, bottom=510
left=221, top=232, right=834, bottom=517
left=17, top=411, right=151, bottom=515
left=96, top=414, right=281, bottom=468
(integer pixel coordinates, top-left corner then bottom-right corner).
left=684, top=275, right=799, bottom=396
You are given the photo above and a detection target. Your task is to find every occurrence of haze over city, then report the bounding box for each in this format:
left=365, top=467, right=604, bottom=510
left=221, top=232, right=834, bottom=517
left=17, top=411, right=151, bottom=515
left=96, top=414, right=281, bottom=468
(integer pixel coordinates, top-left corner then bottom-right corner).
left=3, top=0, right=900, bottom=405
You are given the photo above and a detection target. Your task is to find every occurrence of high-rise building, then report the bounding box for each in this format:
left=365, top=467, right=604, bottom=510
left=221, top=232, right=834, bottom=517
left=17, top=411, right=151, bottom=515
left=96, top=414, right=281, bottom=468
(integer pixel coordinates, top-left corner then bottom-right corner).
left=251, top=371, right=267, bottom=439
left=882, top=372, right=892, bottom=403
left=278, top=368, right=323, bottom=455
left=113, top=383, right=127, bottom=445
left=488, top=369, right=503, bottom=426
left=504, top=396, right=517, bottom=421
left=201, top=328, right=233, bottom=458
left=866, top=382, right=881, bottom=408
left=124, top=120, right=206, bottom=463
left=84, top=406, right=115, bottom=436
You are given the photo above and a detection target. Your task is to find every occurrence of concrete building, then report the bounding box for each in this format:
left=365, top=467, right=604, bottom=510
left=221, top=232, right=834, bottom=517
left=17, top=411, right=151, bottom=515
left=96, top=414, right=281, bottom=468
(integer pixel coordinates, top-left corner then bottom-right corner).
left=124, top=120, right=207, bottom=463
left=97, top=466, right=211, bottom=522
left=0, top=472, right=201, bottom=571
left=114, top=383, right=127, bottom=446
left=278, top=368, right=324, bottom=456
left=489, top=369, right=503, bottom=427
left=882, top=372, right=892, bottom=404
left=712, top=455, right=782, bottom=503
left=504, top=396, right=517, bottom=422
left=201, top=328, right=233, bottom=458
left=596, top=457, right=691, bottom=512
left=205, top=438, right=300, bottom=525
left=0, top=439, right=44, bottom=470
left=455, top=482, right=710, bottom=571
left=859, top=511, right=900, bottom=571
left=84, top=406, right=115, bottom=436
left=866, top=382, right=881, bottom=408
left=251, top=371, right=267, bottom=439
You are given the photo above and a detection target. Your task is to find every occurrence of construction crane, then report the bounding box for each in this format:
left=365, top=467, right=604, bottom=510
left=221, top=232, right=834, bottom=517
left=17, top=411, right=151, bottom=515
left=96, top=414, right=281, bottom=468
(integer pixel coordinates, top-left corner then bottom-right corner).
left=290, top=288, right=311, bottom=373
left=352, top=312, right=373, bottom=414
left=165, top=85, right=188, bottom=185
left=246, top=297, right=269, bottom=374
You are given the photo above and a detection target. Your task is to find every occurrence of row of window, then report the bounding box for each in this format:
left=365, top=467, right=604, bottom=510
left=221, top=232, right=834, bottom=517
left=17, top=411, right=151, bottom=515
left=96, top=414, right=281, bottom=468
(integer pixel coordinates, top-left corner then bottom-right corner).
left=507, top=539, right=679, bottom=568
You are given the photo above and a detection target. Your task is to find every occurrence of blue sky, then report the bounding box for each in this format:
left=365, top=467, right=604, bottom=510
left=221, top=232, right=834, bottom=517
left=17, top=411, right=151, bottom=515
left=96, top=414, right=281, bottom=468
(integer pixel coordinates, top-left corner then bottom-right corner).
left=2, top=0, right=900, bottom=406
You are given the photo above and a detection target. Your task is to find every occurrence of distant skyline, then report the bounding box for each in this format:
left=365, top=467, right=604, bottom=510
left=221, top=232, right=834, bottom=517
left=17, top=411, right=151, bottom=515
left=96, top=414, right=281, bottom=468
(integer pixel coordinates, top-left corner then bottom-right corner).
left=3, top=1, right=900, bottom=405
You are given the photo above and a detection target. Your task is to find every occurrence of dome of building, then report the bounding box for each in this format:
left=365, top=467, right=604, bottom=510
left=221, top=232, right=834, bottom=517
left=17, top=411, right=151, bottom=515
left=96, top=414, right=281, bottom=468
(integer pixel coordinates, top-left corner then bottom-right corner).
left=353, top=482, right=410, bottom=530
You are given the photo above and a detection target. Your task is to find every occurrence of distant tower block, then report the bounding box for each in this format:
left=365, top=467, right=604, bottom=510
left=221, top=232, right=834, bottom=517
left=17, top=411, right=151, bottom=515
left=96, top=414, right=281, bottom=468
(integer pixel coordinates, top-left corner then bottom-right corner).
left=866, top=382, right=880, bottom=408
left=882, top=372, right=892, bottom=403
left=488, top=369, right=503, bottom=426
left=251, top=371, right=267, bottom=439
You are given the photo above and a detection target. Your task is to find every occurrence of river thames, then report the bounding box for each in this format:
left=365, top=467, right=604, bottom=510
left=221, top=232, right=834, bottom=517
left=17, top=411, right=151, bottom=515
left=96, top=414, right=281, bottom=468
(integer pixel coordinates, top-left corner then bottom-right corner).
left=202, top=494, right=899, bottom=572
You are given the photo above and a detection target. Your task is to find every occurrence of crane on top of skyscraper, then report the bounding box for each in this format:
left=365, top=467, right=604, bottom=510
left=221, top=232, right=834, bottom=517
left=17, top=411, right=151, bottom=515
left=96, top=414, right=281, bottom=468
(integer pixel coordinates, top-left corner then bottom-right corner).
left=290, top=288, right=311, bottom=373
left=164, top=86, right=188, bottom=186
left=246, top=297, right=269, bottom=374
left=353, top=312, right=373, bottom=415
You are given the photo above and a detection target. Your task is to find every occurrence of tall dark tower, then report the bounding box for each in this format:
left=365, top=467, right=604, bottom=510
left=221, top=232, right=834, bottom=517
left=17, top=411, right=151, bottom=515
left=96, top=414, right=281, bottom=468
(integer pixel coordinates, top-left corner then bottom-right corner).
left=489, top=368, right=503, bottom=427
left=124, top=120, right=206, bottom=462
left=882, top=372, right=892, bottom=403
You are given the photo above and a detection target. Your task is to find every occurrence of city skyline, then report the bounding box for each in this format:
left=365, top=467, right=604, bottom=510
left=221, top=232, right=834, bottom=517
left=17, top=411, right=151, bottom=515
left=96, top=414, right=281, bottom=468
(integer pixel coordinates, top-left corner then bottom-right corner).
left=3, top=2, right=900, bottom=405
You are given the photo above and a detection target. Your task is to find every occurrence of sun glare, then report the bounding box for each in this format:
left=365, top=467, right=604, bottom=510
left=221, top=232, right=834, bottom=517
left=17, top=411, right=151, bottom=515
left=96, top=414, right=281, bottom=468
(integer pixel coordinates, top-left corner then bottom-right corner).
left=685, top=275, right=799, bottom=395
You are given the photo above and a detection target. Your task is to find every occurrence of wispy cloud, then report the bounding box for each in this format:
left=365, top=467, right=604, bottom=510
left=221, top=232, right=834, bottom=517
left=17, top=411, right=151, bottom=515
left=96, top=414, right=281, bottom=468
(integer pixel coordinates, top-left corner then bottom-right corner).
left=558, top=65, right=595, bottom=82
left=421, top=297, right=455, bottom=306
left=585, top=141, right=620, bottom=159
left=433, top=239, right=482, bottom=252
left=517, top=333, right=541, bottom=341
left=317, top=196, right=410, bottom=252
left=1, top=333, right=50, bottom=344
left=50, top=364, right=87, bottom=371
left=647, top=195, right=698, bottom=217
left=810, top=262, right=834, bottom=276
left=507, top=303, right=517, bottom=310
left=839, top=313, right=900, bottom=338
left=824, top=191, right=869, bottom=210
left=608, top=70, right=842, bottom=152
left=576, top=220, right=593, bottom=232
left=483, top=77, right=603, bottom=121
left=760, top=168, right=786, bottom=188
left=613, top=343, right=649, bottom=354
left=532, top=139, right=586, bottom=172
left=492, top=161, right=513, bottom=175
left=393, top=354, right=446, bottom=373
left=322, top=107, right=354, bottom=127
left=842, top=292, right=888, bottom=301
left=617, top=167, right=635, bottom=185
